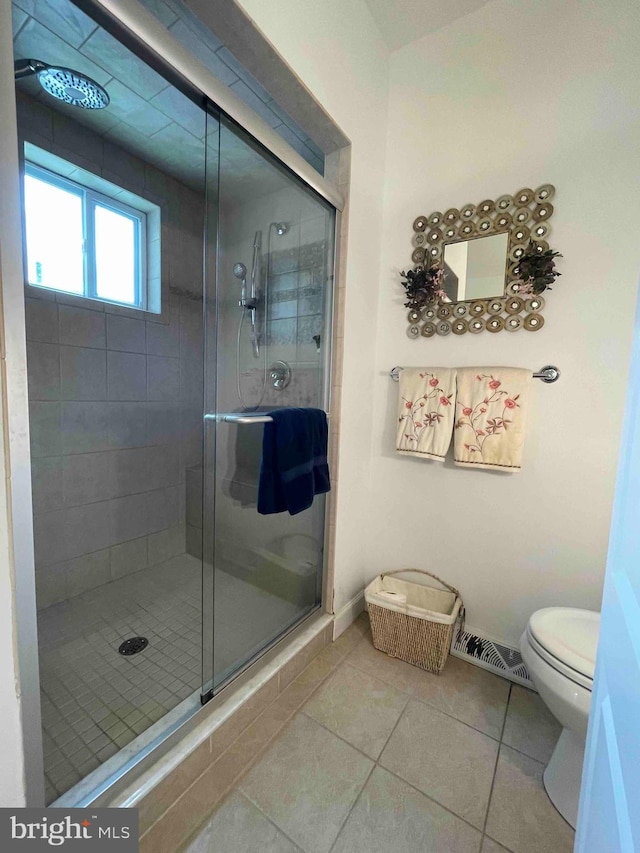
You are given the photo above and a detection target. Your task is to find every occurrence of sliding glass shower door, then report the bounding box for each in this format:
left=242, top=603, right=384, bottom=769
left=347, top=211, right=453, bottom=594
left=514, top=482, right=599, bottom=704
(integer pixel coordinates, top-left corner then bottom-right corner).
left=202, top=115, right=335, bottom=696
left=15, top=0, right=335, bottom=803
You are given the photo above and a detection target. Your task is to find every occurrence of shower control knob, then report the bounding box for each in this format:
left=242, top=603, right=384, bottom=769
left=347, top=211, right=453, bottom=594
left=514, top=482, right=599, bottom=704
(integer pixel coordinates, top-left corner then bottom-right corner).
left=269, top=361, right=292, bottom=390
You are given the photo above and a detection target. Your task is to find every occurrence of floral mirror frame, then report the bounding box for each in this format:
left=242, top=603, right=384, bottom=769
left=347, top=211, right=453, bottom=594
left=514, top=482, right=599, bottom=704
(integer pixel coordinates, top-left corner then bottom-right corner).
left=403, top=184, right=560, bottom=338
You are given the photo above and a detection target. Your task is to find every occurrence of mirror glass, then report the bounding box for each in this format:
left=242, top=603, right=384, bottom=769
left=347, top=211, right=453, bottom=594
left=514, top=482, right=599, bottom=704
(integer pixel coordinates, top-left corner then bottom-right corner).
left=442, top=232, right=509, bottom=302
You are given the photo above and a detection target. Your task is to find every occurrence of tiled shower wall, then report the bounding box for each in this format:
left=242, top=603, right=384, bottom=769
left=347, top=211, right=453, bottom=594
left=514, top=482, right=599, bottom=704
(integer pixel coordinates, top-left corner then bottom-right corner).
left=183, top=188, right=331, bottom=575
left=218, top=187, right=330, bottom=411
left=18, top=92, right=206, bottom=610
left=135, top=0, right=325, bottom=174
left=186, top=225, right=330, bottom=555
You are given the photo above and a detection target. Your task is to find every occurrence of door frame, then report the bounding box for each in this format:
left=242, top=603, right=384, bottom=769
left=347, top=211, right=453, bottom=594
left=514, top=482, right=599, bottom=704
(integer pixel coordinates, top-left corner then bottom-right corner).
left=575, top=281, right=640, bottom=850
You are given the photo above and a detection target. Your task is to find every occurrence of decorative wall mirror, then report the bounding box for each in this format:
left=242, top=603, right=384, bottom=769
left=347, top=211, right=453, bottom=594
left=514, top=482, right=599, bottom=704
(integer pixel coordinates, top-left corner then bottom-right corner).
left=402, top=184, right=560, bottom=337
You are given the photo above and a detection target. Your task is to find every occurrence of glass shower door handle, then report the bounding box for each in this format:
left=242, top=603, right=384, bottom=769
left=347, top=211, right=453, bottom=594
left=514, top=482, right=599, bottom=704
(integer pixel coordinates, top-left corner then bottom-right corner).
left=204, top=413, right=330, bottom=424
left=204, top=413, right=273, bottom=424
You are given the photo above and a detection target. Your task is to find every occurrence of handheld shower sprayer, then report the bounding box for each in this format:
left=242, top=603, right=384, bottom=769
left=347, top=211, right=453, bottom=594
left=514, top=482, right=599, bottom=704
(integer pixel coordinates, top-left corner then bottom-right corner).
left=235, top=221, right=289, bottom=409
left=248, top=232, right=263, bottom=359
left=234, top=257, right=259, bottom=358
left=233, top=262, right=247, bottom=308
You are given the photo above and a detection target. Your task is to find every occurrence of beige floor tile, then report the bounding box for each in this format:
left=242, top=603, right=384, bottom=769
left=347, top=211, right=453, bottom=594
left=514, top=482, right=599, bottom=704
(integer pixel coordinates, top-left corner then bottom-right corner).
left=482, top=838, right=512, bottom=852
left=379, top=700, right=498, bottom=829
left=332, top=766, right=482, bottom=853
left=501, top=686, right=561, bottom=764
left=317, top=616, right=370, bottom=668
left=303, top=663, right=409, bottom=758
left=485, top=745, right=575, bottom=853
left=354, top=611, right=370, bottom=632
left=347, top=635, right=509, bottom=738
left=181, top=790, right=301, bottom=853
left=238, top=713, right=373, bottom=853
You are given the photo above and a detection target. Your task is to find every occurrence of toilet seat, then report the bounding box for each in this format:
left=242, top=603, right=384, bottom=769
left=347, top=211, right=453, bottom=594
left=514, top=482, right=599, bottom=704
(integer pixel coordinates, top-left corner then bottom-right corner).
left=526, top=607, right=599, bottom=691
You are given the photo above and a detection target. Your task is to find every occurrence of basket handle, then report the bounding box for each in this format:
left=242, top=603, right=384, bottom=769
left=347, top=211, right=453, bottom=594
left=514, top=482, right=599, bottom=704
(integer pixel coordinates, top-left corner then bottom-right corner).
left=381, top=568, right=461, bottom=600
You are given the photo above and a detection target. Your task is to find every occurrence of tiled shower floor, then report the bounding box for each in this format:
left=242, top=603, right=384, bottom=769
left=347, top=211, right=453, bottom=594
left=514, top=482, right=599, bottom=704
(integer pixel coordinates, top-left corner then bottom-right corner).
left=38, top=554, right=300, bottom=804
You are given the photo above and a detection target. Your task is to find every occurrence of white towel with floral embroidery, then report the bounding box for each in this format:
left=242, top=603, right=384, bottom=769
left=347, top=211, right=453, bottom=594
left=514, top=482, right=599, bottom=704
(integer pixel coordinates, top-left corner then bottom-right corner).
left=396, top=368, right=457, bottom=460
left=454, top=367, right=532, bottom=471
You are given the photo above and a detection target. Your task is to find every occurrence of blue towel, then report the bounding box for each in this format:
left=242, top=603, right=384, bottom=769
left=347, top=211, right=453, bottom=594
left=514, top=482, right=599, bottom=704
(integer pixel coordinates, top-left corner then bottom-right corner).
left=258, top=408, right=330, bottom=515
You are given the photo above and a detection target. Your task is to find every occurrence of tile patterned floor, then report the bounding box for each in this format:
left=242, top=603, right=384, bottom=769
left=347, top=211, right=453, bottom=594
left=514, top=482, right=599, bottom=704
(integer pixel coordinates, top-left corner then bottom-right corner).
left=39, top=554, right=300, bottom=804
left=182, top=623, right=575, bottom=853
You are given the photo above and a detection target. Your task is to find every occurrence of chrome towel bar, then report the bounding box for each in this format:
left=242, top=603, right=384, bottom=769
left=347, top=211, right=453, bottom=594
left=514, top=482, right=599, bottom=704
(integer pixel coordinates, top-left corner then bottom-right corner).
left=389, top=365, right=560, bottom=383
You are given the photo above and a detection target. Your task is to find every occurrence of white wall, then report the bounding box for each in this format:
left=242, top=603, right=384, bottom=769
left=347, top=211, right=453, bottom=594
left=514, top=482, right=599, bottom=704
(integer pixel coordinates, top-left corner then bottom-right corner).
left=370, top=0, right=640, bottom=645
left=236, top=0, right=390, bottom=614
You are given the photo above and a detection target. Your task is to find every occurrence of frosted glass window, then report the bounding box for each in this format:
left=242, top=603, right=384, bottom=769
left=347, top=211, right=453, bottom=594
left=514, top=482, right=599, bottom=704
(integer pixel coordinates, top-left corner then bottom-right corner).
left=23, top=162, right=147, bottom=309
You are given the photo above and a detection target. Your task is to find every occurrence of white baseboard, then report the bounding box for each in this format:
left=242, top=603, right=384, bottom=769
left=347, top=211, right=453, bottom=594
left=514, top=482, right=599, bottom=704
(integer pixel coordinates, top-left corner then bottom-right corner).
left=451, top=623, right=533, bottom=687
left=333, top=592, right=365, bottom=640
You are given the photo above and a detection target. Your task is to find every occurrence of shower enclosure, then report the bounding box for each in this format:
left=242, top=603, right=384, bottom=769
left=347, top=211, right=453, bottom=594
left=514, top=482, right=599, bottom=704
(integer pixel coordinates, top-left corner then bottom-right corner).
left=11, top=0, right=335, bottom=805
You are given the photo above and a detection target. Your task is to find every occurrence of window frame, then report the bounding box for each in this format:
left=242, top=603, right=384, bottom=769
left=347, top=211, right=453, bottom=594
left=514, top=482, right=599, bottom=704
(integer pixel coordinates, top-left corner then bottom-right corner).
left=24, top=161, right=148, bottom=310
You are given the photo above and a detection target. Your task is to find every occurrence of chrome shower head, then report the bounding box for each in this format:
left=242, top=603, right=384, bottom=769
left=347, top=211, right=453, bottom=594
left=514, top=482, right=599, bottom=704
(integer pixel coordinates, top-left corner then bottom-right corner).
left=233, top=262, right=247, bottom=280
left=14, top=59, right=110, bottom=110
left=273, top=222, right=288, bottom=236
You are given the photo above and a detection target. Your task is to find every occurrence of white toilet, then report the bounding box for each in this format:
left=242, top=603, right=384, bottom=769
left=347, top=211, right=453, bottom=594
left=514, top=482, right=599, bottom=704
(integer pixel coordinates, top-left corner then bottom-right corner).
left=520, top=606, right=600, bottom=829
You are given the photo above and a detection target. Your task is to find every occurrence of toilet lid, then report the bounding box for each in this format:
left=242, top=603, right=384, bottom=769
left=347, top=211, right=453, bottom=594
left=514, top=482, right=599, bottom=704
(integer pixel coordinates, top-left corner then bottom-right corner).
left=528, top=607, right=600, bottom=681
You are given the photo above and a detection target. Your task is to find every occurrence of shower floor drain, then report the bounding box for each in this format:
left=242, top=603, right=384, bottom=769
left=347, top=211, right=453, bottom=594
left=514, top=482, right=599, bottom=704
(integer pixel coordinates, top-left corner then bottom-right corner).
left=118, top=636, right=149, bottom=656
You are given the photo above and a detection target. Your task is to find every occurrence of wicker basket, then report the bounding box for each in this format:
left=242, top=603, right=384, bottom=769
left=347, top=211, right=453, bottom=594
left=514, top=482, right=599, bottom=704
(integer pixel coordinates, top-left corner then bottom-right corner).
left=365, top=569, right=464, bottom=674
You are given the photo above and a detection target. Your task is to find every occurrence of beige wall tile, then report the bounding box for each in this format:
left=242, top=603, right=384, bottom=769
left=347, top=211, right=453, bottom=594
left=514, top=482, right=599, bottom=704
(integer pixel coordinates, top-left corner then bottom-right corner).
left=275, top=654, right=334, bottom=715
left=278, top=630, right=327, bottom=690
left=137, top=740, right=212, bottom=833
left=139, top=759, right=234, bottom=853
left=209, top=674, right=279, bottom=761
